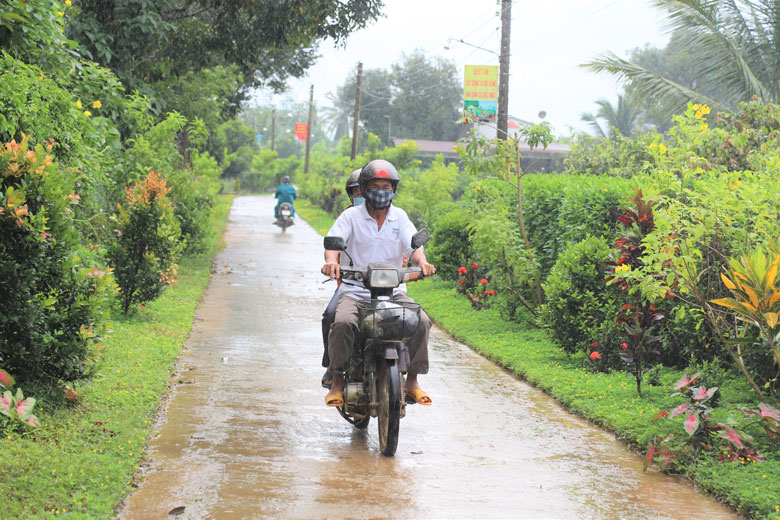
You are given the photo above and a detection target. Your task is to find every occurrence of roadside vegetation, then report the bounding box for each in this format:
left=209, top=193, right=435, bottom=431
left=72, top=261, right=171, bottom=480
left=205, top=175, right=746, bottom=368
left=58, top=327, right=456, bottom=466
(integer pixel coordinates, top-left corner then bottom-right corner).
left=0, top=195, right=232, bottom=518
left=293, top=101, right=780, bottom=519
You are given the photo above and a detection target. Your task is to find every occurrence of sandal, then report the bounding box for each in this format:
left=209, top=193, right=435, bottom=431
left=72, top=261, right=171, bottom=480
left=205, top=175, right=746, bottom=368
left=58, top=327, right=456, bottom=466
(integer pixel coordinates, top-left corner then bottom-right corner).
left=321, top=370, right=332, bottom=389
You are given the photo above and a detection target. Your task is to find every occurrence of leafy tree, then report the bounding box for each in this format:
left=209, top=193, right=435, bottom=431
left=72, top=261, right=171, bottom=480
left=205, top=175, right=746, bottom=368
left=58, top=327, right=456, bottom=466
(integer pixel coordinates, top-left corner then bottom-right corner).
left=67, top=0, right=385, bottom=114
left=581, top=94, right=640, bottom=138
left=325, top=51, right=462, bottom=143
left=583, top=0, right=780, bottom=119
left=390, top=51, right=461, bottom=141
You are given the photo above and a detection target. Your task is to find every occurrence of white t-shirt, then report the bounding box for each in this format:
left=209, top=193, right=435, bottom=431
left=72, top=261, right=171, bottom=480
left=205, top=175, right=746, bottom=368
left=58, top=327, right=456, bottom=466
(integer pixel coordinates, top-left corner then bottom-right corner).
left=327, top=204, right=419, bottom=300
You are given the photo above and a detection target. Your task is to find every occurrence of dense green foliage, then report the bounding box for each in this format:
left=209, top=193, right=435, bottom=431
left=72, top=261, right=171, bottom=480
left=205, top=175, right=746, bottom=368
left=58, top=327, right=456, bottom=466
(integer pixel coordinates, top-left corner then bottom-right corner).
left=0, top=136, right=113, bottom=383
left=539, top=235, right=621, bottom=364
left=67, top=0, right=384, bottom=112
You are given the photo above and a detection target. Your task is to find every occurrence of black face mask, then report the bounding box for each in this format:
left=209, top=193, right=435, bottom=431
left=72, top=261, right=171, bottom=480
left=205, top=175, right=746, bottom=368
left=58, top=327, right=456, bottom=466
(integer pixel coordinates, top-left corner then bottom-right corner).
left=364, top=189, right=394, bottom=209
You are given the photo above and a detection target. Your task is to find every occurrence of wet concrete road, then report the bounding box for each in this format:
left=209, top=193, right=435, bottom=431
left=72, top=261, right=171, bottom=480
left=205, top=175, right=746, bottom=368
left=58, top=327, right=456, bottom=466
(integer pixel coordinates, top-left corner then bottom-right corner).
left=120, top=196, right=738, bottom=520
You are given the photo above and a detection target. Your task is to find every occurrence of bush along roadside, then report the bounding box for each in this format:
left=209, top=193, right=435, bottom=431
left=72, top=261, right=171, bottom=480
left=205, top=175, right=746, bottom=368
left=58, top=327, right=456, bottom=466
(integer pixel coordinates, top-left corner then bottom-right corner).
left=0, top=194, right=234, bottom=519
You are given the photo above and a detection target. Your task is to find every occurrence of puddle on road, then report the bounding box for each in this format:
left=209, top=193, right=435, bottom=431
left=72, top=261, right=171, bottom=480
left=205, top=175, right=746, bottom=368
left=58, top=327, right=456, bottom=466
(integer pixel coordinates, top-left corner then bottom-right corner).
left=120, top=196, right=738, bottom=520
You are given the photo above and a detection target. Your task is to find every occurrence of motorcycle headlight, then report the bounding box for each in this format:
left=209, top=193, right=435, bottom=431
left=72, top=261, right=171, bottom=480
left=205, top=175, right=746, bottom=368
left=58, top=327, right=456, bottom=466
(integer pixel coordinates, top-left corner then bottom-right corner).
left=369, top=268, right=400, bottom=288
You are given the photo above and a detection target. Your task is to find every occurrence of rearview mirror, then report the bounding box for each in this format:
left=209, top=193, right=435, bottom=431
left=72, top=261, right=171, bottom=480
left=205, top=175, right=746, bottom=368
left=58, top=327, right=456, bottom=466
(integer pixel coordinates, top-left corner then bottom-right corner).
left=324, top=236, right=347, bottom=251
left=411, top=229, right=430, bottom=249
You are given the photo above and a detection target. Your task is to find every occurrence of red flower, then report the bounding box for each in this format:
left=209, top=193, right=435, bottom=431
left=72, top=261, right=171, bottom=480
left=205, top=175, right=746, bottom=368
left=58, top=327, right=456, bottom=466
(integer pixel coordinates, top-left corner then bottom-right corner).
left=620, top=342, right=628, bottom=350
left=589, top=351, right=600, bottom=361
left=590, top=341, right=598, bottom=347
left=480, top=278, right=488, bottom=285
left=458, top=266, right=467, bottom=275
left=472, top=262, right=479, bottom=268
left=459, top=280, right=465, bottom=285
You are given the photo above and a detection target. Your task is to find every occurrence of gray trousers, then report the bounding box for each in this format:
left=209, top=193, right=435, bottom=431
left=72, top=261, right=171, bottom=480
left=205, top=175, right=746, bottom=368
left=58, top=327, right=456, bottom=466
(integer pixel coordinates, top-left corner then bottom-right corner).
left=327, top=292, right=431, bottom=376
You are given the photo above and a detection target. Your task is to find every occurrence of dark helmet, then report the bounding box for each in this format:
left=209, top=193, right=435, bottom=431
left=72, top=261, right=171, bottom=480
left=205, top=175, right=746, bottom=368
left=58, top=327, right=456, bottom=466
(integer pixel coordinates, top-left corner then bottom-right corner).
left=358, top=160, right=399, bottom=192
left=345, top=168, right=361, bottom=196
left=282, top=176, right=290, bottom=184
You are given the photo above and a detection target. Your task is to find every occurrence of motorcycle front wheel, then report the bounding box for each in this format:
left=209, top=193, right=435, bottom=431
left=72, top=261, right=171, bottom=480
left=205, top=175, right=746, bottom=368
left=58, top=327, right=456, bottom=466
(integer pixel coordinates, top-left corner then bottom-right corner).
left=377, top=357, right=401, bottom=456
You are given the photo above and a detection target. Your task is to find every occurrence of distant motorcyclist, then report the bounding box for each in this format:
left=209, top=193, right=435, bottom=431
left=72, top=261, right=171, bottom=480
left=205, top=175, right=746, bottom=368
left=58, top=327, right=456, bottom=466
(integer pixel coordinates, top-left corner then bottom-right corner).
left=273, top=176, right=297, bottom=224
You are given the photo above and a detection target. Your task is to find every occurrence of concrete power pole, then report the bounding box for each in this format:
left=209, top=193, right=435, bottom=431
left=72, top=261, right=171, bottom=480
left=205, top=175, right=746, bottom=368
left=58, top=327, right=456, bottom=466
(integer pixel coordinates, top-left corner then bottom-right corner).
left=271, top=109, right=276, bottom=151
left=351, top=62, right=363, bottom=160
left=497, top=0, right=511, bottom=140
left=304, top=84, right=314, bottom=173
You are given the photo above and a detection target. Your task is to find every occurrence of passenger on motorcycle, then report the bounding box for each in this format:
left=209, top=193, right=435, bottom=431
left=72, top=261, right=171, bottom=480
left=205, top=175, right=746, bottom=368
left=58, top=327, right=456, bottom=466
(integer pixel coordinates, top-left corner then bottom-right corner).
left=321, top=169, right=363, bottom=388
left=273, top=176, right=297, bottom=223
left=321, top=160, right=436, bottom=407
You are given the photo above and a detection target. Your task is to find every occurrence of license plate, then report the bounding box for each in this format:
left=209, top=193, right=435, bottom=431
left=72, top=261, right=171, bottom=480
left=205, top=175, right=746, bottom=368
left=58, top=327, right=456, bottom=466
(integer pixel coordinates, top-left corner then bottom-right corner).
left=281, top=210, right=292, bottom=216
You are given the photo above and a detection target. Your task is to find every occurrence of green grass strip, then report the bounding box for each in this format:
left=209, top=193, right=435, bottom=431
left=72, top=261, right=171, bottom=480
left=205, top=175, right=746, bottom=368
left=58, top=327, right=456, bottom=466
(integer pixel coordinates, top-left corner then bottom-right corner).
left=299, top=200, right=779, bottom=519
left=0, top=195, right=234, bottom=519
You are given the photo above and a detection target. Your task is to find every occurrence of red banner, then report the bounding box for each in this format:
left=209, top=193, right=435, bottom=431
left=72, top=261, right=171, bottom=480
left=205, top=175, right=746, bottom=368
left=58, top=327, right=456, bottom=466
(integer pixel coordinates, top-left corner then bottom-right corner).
left=294, top=123, right=308, bottom=141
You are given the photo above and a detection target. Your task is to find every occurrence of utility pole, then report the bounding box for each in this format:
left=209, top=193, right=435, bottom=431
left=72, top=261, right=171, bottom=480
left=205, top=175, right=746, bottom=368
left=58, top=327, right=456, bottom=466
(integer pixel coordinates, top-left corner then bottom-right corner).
left=271, top=109, right=276, bottom=151
left=351, top=62, right=363, bottom=160
left=304, top=84, right=314, bottom=173
left=497, top=0, right=511, bottom=140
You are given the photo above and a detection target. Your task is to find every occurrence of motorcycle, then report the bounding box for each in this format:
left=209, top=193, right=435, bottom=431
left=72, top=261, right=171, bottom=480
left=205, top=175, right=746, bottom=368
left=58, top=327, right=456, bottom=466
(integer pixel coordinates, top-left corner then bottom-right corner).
left=323, top=229, right=429, bottom=456
left=275, top=202, right=294, bottom=232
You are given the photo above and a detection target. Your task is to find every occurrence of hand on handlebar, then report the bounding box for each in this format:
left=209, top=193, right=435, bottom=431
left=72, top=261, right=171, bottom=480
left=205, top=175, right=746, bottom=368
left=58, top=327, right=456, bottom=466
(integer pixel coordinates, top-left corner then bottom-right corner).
left=419, top=261, right=436, bottom=277
left=321, top=262, right=341, bottom=280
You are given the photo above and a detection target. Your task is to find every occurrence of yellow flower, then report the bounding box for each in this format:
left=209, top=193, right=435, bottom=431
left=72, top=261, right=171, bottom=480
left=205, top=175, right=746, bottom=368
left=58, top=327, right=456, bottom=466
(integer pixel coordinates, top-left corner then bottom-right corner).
left=76, top=100, right=82, bottom=109
left=57, top=11, right=64, bottom=16
left=65, top=0, right=72, bottom=4
left=701, top=104, right=711, bottom=115
left=83, top=110, right=92, bottom=117
left=658, top=143, right=667, bottom=154
left=615, top=264, right=631, bottom=274
left=92, top=100, right=102, bottom=109
left=701, top=123, right=708, bottom=133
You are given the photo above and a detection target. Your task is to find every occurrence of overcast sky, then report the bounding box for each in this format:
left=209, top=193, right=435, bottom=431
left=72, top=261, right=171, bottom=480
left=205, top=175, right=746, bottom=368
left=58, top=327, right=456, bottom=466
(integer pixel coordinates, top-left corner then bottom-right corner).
left=254, top=0, right=671, bottom=137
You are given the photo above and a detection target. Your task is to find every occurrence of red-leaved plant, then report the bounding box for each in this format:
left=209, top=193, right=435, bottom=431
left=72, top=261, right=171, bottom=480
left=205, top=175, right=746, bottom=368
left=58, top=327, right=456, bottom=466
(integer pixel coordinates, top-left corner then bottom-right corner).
left=645, top=372, right=763, bottom=471
left=605, top=188, right=675, bottom=396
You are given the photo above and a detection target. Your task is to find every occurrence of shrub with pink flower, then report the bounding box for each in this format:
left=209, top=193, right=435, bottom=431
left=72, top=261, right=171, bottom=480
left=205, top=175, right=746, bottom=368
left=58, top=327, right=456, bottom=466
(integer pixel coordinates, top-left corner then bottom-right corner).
left=456, top=262, right=497, bottom=310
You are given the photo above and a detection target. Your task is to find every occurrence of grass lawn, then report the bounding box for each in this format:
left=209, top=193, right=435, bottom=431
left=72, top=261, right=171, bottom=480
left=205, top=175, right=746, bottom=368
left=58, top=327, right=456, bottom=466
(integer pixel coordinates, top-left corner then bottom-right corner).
left=0, top=195, right=234, bottom=519
left=299, top=198, right=780, bottom=520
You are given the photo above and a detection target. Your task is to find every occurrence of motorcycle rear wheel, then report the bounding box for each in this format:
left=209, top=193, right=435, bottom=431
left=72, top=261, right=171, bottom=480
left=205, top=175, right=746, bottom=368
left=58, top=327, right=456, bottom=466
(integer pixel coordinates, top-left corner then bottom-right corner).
left=377, top=357, right=401, bottom=456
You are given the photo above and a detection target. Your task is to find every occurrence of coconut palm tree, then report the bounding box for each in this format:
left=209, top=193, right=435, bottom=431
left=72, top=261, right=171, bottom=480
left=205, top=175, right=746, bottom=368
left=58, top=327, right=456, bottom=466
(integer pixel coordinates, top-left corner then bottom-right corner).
left=583, top=0, right=780, bottom=118
left=581, top=95, right=641, bottom=138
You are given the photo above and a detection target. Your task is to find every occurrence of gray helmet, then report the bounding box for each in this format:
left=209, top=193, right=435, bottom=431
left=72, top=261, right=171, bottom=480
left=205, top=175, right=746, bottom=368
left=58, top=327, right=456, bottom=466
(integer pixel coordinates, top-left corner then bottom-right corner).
left=282, top=176, right=290, bottom=184
left=345, top=169, right=361, bottom=196
left=358, top=159, right=399, bottom=192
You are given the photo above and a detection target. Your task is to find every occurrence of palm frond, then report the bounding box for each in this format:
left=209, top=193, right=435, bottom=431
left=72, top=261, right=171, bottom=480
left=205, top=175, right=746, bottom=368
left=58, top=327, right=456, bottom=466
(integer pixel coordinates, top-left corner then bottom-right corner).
left=580, top=111, right=608, bottom=137
left=651, top=0, right=769, bottom=101
left=583, top=51, right=729, bottom=117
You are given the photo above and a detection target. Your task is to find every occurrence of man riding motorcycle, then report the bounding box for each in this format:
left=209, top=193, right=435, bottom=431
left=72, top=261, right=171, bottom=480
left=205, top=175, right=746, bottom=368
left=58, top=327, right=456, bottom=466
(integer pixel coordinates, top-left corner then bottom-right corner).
left=321, top=160, right=436, bottom=407
left=273, top=175, right=297, bottom=224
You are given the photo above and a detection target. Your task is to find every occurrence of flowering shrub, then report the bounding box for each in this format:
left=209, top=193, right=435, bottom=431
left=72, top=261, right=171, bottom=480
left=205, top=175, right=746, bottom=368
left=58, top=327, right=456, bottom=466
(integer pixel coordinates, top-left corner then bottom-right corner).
left=645, top=373, right=764, bottom=471
left=108, top=170, right=182, bottom=313
left=0, top=367, right=40, bottom=431
left=456, top=262, right=496, bottom=310
left=0, top=135, right=114, bottom=384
